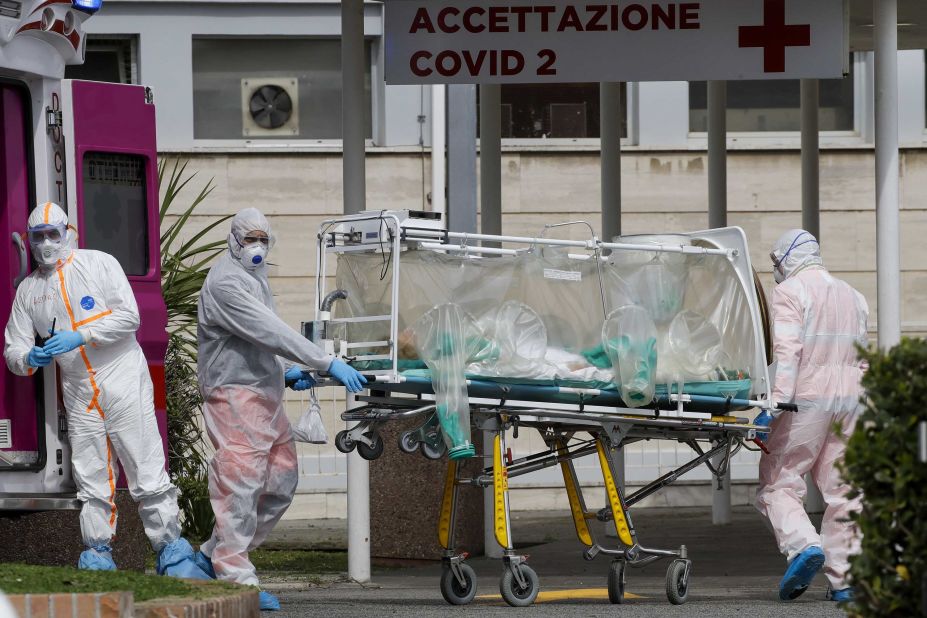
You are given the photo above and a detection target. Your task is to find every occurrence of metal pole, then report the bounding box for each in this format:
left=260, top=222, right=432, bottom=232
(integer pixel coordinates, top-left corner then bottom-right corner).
left=601, top=82, right=622, bottom=241
left=431, top=85, right=447, bottom=219
left=342, top=0, right=366, bottom=215
left=707, top=80, right=729, bottom=522
left=711, top=449, right=731, bottom=525
left=874, top=0, right=901, bottom=349
left=447, top=84, right=478, bottom=234
left=479, top=84, right=502, bottom=240
left=707, top=81, right=727, bottom=229
left=342, top=0, right=370, bottom=583
left=801, top=79, right=820, bottom=239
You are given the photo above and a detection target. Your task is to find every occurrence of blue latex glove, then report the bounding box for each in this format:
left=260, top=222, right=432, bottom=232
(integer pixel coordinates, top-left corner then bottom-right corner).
left=27, top=346, right=52, bottom=368
left=43, top=329, right=84, bottom=356
left=328, top=358, right=367, bottom=393
left=285, top=367, right=316, bottom=391
left=754, top=409, right=773, bottom=443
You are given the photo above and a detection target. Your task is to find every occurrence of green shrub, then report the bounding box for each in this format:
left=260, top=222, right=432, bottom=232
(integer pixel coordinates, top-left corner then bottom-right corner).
left=844, top=337, right=927, bottom=616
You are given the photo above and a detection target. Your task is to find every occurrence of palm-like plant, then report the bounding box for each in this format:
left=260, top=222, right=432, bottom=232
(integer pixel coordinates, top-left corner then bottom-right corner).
left=158, top=158, right=231, bottom=541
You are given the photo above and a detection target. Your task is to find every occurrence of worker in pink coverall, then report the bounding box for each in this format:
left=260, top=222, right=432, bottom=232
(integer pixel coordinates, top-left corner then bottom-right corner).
left=753, top=229, right=869, bottom=604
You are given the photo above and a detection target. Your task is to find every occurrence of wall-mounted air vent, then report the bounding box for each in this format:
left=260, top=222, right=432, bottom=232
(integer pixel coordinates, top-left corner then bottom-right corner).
left=0, top=419, right=11, bottom=449
left=0, top=1, right=22, bottom=19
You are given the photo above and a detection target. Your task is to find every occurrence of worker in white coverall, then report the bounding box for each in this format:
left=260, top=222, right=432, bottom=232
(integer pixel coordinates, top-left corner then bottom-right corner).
left=753, top=229, right=868, bottom=604
left=195, top=208, right=365, bottom=611
left=3, top=202, right=210, bottom=578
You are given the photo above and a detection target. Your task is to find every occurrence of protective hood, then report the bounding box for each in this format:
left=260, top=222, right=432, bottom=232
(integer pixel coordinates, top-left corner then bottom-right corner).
left=228, top=207, right=276, bottom=272
left=27, top=202, right=73, bottom=268
left=771, top=229, right=823, bottom=283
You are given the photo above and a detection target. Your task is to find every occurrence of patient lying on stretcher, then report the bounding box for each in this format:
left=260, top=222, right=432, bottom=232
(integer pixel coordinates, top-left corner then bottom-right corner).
left=392, top=300, right=739, bottom=392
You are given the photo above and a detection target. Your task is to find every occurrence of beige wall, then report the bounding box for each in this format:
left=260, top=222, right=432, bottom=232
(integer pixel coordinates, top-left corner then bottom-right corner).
left=161, top=148, right=926, bottom=516
left=162, top=148, right=927, bottom=339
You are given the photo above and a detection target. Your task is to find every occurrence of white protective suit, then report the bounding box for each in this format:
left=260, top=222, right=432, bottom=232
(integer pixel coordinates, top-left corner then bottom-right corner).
left=755, top=229, right=869, bottom=592
left=197, top=208, right=334, bottom=586
left=3, top=203, right=180, bottom=551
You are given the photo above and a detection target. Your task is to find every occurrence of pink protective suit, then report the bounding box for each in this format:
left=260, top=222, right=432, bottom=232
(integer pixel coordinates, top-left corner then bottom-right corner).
left=197, top=209, right=334, bottom=587
left=755, top=229, right=869, bottom=592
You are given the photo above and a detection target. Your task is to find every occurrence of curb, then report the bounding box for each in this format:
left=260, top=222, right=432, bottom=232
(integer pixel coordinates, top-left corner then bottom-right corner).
left=8, top=592, right=133, bottom=617
left=7, top=588, right=260, bottom=618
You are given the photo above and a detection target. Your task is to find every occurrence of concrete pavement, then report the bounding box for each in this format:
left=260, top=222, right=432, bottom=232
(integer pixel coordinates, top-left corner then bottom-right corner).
left=262, top=506, right=848, bottom=616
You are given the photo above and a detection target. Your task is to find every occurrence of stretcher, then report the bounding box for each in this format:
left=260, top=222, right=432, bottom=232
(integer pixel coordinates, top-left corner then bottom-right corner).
left=309, top=210, right=779, bottom=606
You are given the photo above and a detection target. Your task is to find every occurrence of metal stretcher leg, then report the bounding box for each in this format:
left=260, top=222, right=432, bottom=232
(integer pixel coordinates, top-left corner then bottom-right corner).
left=588, top=434, right=693, bottom=606
left=493, top=429, right=540, bottom=607
left=437, top=459, right=477, bottom=605
left=554, top=438, right=595, bottom=548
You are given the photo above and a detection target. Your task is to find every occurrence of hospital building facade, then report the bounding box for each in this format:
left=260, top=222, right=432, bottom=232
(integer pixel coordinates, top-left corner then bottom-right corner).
left=75, top=0, right=926, bottom=517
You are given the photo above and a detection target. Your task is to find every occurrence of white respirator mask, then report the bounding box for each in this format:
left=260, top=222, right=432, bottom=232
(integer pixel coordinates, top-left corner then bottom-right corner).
left=28, top=224, right=69, bottom=268
left=239, top=243, right=267, bottom=270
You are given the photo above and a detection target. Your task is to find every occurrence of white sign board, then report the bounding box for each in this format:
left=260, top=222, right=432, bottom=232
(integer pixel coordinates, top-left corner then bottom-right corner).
left=385, top=0, right=849, bottom=84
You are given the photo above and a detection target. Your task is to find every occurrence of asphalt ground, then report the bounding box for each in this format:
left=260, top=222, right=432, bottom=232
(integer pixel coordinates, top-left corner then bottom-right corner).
left=263, top=506, right=848, bottom=617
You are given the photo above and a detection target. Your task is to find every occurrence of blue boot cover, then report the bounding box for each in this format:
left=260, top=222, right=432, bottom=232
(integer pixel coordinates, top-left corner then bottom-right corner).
left=779, top=546, right=825, bottom=601
left=78, top=545, right=116, bottom=571
left=259, top=591, right=281, bottom=611
left=192, top=550, right=217, bottom=579
left=156, top=538, right=212, bottom=580
left=830, top=587, right=854, bottom=603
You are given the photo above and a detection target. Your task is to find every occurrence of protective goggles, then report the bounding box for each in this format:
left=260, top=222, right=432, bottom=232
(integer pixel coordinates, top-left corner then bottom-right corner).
left=27, top=224, right=66, bottom=244
left=235, top=233, right=270, bottom=247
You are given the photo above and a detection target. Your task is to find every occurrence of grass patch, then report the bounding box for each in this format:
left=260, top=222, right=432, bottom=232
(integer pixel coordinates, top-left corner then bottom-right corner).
left=250, top=549, right=347, bottom=574
left=0, top=564, right=242, bottom=602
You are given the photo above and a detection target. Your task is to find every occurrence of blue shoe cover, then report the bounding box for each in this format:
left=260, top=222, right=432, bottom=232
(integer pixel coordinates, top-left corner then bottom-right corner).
left=157, top=538, right=212, bottom=580
left=779, top=546, right=825, bottom=601
left=830, top=587, right=854, bottom=603
left=192, top=550, right=216, bottom=579
left=259, top=591, right=281, bottom=611
left=78, top=545, right=116, bottom=571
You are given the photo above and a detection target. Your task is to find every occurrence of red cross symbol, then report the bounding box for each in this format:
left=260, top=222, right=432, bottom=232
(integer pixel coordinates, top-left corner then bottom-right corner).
left=738, top=0, right=811, bottom=73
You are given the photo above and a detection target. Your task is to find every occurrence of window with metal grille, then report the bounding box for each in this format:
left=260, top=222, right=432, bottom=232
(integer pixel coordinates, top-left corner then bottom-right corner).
left=0, top=1, right=22, bottom=19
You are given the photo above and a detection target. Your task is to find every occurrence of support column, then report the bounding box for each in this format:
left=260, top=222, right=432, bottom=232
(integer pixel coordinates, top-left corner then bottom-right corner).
left=801, top=79, right=821, bottom=239
left=431, top=85, right=446, bottom=218
left=707, top=81, right=727, bottom=229
left=874, top=0, right=901, bottom=349
left=447, top=84, right=478, bottom=234
left=601, top=82, right=622, bottom=241
left=480, top=84, right=502, bottom=240
left=342, top=0, right=366, bottom=216
left=342, top=0, right=370, bottom=583
left=707, top=80, right=730, bottom=523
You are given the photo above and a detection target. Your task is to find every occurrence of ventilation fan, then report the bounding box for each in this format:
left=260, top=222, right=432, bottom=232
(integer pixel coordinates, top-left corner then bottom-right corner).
left=241, top=77, right=299, bottom=137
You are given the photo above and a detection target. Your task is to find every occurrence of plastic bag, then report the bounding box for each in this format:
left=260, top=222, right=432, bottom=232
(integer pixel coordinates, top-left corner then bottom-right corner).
left=667, top=310, right=723, bottom=378
left=602, top=305, right=658, bottom=407
left=411, top=303, right=481, bottom=459
left=291, top=389, right=328, bottom=444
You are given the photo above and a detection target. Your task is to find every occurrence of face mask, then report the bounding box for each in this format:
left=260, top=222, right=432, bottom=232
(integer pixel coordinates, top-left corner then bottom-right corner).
left=31, top=237, right=67, bottom=267
left=239, top=243, right=267, bottom=270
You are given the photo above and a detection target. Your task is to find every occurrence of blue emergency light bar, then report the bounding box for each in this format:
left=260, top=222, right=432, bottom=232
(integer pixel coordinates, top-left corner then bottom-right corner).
left=72, top=0, right=103, bottom=14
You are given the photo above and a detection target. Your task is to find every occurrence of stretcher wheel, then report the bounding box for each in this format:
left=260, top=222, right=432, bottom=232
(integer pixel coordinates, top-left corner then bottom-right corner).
left=398, top=431, right=419, bottom=454
left=335, top=431, right=355, bottom=454
left=440, top=563, right=477, bottom=605
left=500, top=564, right=539, bottom=607
left=420, top=441, right=446, bottom=460
left=666, top=559, right=689, bottom=605
left=607, top=560, right=626, bottom=604
left=357, top=435, right=384, bottom=461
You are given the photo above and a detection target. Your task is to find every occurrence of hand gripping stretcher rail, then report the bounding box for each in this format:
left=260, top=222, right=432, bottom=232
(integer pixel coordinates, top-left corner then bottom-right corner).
left=307, top=210, right=784, bottom=607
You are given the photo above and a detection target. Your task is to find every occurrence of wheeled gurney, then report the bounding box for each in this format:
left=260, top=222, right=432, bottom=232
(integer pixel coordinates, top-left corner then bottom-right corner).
left=308, top=210, right=782, bottom=606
